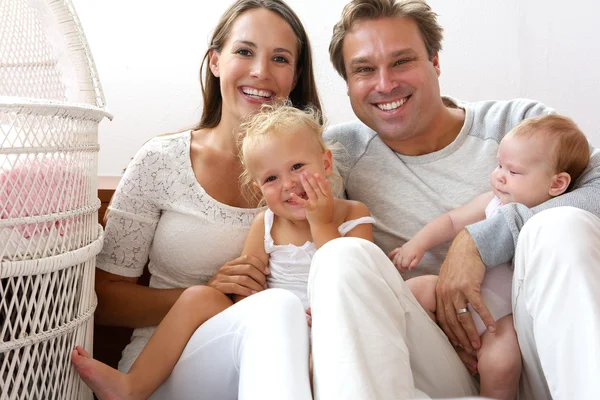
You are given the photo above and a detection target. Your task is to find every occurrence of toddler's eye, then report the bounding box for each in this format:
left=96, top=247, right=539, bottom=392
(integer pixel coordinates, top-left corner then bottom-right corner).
left=292, top=163, right=303, bottom=171
left=264, top=176, right=276, bottom=183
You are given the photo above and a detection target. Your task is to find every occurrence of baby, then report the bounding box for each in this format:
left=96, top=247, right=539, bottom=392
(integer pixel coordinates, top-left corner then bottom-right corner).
left=389, top=114, right=590, bottom=400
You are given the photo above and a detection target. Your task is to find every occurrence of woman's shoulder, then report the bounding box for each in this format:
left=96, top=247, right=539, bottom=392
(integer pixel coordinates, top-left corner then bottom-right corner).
left=139, top=130, right=191, bottom=155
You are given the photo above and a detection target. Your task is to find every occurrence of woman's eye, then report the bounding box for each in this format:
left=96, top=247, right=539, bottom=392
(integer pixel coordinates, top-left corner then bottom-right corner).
left=273, top=55, right=289, bottom=64
left=236, top=49, right=252, bottom=56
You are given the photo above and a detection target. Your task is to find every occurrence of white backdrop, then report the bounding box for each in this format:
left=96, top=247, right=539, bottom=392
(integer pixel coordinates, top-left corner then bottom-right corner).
left=73, top=0, right=600, bottom=177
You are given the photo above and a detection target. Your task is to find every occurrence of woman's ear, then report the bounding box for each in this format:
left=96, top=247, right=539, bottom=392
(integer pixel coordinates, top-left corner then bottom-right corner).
left=549, top=172, right=571, bottom=197
left=323, top=149, right=333, bottom=176
left=209, top=49, right=220, bottom=78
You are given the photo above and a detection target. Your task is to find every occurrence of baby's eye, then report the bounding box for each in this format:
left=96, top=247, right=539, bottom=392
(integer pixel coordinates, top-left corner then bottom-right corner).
left=264, top=176, right=277, bottom=183
left=509, top=170, right=520, bottom=175
left=292, top=163, right=303, bottom=171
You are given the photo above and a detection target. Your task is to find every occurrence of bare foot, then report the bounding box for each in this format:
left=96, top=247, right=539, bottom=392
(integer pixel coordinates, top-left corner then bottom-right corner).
left=71, top=346, right=140, bottom=400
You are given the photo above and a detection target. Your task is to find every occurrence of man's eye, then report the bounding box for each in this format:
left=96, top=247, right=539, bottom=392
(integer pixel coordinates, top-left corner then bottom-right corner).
left=356, top=67, right=373, bottom=73
left=292, top=163, right=303, bottom=170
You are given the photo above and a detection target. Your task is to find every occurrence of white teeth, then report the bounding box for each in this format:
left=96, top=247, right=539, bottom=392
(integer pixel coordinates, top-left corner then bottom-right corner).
left=377, top=97, right=407, bottom=111
left=242, top=88, right=273, bottom=98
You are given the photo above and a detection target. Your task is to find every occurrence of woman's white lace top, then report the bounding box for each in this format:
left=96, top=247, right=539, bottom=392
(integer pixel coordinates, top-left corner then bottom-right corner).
left=96, top=131, right=263, bottom=372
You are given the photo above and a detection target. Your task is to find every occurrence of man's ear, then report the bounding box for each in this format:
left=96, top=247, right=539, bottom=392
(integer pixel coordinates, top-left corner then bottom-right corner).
left=549, top=172, right=571, bottom=197
left=323, top=149, right=333, bottom=176
left=432, top=53, right=441, bottom=77
left=209, top=49, right=220, bottom=78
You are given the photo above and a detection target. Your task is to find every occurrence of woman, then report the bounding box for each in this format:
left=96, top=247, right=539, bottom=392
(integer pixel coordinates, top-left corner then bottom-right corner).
left=94, top=1, right=320, bottom=398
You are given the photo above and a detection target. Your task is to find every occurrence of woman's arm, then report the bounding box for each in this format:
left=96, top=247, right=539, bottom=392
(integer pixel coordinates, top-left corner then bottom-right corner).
left=95, top=269, right=185, bottom=327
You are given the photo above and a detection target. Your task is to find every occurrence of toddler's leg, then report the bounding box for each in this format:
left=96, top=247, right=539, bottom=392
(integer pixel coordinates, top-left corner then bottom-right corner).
left=72, top=285, right=232, bottom=400
left=405, top=275, right=438, bottom=321
left=477, top=315, right=521, bottom=400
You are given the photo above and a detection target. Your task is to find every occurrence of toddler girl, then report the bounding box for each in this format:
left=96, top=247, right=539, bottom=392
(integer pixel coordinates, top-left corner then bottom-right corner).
left=72, top=102, right=374, bottom=400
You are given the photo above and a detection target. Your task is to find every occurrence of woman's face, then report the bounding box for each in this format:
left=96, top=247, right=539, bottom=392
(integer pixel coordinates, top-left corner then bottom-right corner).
left=210, top=8, right=299, bottom=124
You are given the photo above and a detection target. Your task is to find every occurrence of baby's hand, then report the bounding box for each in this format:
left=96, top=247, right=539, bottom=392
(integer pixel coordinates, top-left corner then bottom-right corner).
left=388, top=241, right=425, bottom=273
left=290, top=172, right=334, bottom=227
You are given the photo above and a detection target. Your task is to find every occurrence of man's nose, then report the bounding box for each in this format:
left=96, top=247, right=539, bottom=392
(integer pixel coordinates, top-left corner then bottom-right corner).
left=375, top=68, right=397, bottom=93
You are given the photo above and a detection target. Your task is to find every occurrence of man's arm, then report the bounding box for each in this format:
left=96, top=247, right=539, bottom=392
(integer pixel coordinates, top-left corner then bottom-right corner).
left=467, top=148, right=600, bottom=267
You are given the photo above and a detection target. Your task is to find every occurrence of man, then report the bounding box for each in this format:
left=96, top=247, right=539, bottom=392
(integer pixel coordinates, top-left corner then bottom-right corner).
left=308, top=0, right=600, bottom=399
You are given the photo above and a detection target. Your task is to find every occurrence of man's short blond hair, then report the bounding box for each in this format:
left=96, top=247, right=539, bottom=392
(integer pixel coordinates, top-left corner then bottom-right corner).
left=510, top=114, right=590, bottom=188
left=329, top=0, right=443, bottom=80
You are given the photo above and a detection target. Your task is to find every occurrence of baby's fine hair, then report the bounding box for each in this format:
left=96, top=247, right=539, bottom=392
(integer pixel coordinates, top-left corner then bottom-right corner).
left=510, top=114, right=590, bottom=186
left=239, top=101, right=336, bottom=204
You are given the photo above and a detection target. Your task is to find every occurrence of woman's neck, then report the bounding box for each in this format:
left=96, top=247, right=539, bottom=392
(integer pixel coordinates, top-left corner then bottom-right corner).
left=196, top=115, right=241, bottom=156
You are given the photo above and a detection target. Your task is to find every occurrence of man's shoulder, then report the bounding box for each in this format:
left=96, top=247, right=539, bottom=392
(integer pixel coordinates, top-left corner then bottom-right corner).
left=452, top=97, right=556, bottom=141
left=463, top=97, right=555, bottom=119
left=324, top=120, right=377, bottom=142
left=325, top=120, right=379, bottom=164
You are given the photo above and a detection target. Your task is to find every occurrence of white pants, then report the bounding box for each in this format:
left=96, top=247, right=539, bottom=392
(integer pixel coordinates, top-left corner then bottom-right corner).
left=150, top=288, right=312, bottom=400
left=307, top=237, right=479, bottom=399
left=514, top=207, right=600, bottom=400
left=308, top=207, right=600, bottom=400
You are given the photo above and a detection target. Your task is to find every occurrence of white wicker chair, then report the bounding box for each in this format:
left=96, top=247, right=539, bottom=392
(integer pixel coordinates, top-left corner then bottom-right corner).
left=0, top=0, right=111, bottom=398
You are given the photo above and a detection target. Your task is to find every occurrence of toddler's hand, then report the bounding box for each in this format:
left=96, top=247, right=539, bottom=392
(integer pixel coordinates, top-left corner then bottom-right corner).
left=290, top=172, right=334, bottom=227
left=388, top=241, right=424, bottom=273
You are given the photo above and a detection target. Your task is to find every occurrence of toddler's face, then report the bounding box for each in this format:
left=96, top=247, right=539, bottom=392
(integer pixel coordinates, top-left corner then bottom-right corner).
left=246, top=128, right=332, bottom=221
left=491, top=134, right=556, bottom=207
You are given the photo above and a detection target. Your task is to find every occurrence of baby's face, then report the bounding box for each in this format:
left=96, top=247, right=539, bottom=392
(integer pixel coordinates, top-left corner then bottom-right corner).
left=491, top=134, right=556, bottom=207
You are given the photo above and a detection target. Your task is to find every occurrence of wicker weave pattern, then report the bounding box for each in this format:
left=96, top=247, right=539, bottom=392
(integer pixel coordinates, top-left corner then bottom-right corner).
left=1, top=0, right=110, bottom=398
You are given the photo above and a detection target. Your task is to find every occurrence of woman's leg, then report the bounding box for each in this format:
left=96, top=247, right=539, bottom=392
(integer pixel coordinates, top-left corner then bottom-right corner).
left=72, top=286, right=233, bottom=399
left=151, top=288, right=312, bottom=400
left=308, top=238, right=478, bottom=400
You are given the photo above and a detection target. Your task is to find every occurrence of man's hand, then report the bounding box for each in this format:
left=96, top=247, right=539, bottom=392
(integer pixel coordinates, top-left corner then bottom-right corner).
left=435, top=229, right=495, bottom=354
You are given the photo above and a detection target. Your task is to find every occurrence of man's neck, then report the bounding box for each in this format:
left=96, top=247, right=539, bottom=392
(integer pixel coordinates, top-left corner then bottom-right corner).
left=389, top=105, right=465, bottom=156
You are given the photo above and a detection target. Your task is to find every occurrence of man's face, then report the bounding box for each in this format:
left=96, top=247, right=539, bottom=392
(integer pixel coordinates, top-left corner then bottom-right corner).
left=342, top=17, right=442, bottom=147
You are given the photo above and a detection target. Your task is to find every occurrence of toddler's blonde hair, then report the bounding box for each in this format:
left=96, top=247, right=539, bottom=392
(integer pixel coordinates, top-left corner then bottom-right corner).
left=239, top=101, right=339, bottom=205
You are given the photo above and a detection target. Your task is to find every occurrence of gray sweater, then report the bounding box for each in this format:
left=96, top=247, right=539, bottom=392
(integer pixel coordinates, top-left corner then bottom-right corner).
left=325, top=97, right=600, bottom=277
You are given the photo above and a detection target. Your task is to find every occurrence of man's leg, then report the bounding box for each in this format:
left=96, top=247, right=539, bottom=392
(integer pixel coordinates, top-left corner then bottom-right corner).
left=308, top=238, right=478, bottom=400
left=513, top=207, right=600, bottom=399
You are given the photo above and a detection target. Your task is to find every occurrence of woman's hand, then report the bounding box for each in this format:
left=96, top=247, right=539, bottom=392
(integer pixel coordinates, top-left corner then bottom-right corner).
left=207, top=255, right=269, bottom=297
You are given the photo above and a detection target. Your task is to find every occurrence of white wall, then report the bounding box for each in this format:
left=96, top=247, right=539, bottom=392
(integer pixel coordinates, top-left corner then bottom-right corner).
left=73, top=0, right=600, bottom=177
